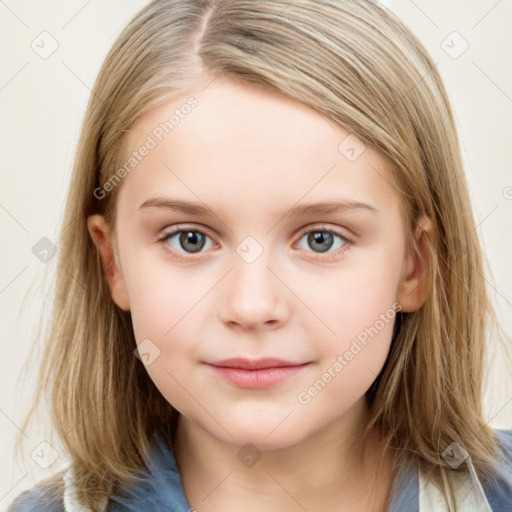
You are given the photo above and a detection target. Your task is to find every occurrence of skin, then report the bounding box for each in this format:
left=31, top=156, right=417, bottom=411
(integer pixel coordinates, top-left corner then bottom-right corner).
left=88, top=76, right=432, bottom=512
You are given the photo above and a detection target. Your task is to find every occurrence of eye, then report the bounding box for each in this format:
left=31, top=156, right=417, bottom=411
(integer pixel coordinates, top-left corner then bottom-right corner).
left=158, top=227, right=215, bottom=256
left=296, top=226, right=352, bottom=259
left=157, top=225, right=353, bottom=261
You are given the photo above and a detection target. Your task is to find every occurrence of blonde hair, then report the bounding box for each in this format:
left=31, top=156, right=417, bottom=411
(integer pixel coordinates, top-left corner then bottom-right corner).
left=14, top=0, right=510, bottom=509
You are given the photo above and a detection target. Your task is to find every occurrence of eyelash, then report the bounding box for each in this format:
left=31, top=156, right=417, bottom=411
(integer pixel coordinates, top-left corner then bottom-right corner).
left=156, top=224, right=354, bottom=262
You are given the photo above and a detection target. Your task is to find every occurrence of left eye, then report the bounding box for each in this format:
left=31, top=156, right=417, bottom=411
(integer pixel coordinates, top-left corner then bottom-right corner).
left=297, top=229, right=349, bottom=254
left=159, top=229, right=214, bottom=254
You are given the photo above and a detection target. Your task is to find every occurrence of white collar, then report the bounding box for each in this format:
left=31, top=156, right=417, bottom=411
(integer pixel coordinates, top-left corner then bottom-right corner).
left=418, top=455, right=492, bottom=511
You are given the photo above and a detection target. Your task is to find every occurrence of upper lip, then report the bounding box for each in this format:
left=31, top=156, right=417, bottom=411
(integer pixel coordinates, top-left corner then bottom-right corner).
left=206, top=358, right=308, bottom=370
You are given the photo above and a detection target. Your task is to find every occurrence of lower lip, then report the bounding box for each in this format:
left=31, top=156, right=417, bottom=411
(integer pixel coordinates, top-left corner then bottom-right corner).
left=207, top=363, right=310, bottom=389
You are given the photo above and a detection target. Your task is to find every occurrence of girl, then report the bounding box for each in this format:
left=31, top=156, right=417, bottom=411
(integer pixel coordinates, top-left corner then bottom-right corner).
left=7, top=0, right=512, bottom=511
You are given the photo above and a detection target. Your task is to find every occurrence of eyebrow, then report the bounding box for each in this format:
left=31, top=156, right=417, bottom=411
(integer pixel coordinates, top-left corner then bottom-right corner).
left=138, top=196, right=378, bottom=217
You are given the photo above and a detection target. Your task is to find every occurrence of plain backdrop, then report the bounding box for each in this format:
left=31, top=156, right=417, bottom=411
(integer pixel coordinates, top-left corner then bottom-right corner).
left=1, top=0, right=511, bottom=509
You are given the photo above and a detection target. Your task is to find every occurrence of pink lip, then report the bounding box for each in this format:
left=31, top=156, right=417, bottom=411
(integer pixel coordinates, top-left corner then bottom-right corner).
left=205, top=358, right=310, bottom=389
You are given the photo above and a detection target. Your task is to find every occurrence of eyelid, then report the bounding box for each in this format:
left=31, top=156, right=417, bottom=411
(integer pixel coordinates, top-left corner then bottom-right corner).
left=157, top=224, right=217, bottom=247
left=157, top=223, right=355, bottom=260
left=158, top=223, right=354, bottom=243
left=296, top=223, right=354, bottom=244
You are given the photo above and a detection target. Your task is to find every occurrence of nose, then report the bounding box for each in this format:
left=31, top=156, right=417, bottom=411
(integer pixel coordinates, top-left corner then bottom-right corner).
left=218, top=252, right=288, bottom=332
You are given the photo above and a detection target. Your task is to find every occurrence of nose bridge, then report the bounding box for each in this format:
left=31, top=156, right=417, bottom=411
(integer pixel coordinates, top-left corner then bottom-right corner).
left=218, top=236, right=286, bottom=329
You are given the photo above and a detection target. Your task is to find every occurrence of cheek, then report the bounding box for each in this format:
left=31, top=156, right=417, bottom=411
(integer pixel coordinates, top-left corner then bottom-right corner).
left=122, top=255, right=203, bottom=407
left=295, top=242, right=402, bottom=391
left=294, top=241, right=403, bottom=342
left=119, top=243, right=195, bottom=339
left=120, top=248, right=213, bottom=388
left=297, top=301, right=397, bottom=417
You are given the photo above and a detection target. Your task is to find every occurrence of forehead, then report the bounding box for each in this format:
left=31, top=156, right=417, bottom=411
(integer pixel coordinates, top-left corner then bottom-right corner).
left=116, top=77, right=401, bottom=219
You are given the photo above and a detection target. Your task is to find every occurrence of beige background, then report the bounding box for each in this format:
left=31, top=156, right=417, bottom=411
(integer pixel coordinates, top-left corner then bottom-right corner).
left=1, top=0, right=511, bottom=509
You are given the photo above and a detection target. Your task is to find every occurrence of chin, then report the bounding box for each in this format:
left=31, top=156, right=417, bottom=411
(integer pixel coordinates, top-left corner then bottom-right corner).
left=212, top=419, right=307, bottom=451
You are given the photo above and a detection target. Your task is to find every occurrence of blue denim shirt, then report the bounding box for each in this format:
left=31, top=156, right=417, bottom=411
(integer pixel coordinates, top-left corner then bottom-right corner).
left=7, top=429, right=512, bottom=511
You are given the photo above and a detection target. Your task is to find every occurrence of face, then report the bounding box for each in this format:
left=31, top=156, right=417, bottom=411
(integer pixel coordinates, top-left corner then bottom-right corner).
left=88, top=76, right=427, bottom=451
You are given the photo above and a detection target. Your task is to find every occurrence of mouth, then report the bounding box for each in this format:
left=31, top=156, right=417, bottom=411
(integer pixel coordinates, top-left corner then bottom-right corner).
left=205, top=358, right=311, bottom=389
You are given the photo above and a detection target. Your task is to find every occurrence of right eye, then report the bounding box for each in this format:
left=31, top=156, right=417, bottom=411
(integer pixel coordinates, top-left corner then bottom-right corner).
left=158, top=227, right=216, bottom=257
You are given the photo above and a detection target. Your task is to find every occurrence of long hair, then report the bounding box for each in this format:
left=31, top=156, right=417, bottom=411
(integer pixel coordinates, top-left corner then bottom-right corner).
left=13, top=0, right=510, bottom=509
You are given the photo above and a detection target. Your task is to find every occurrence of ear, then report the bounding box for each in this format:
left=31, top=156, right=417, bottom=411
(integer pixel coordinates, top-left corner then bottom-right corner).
left=87, top=214, right=130, bottom=311
left=396, top=215, right=433, bottom=313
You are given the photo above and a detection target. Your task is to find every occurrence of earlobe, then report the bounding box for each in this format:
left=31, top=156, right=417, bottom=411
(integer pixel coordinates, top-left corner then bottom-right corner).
left=87, top=214, right=130, bottom=311
left=396, top=215, right=433, bottom=313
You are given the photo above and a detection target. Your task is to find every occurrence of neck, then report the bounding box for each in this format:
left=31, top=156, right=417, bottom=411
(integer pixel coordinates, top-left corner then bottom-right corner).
left=171, top=399, right=395, bottom=512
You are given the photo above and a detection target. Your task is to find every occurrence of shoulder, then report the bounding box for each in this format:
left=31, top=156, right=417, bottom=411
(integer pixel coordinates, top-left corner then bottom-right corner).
left=492, top=428, right=512, bottom=474
left=6, top=474, right=65, bottom=512
left=482, top=428, right=512, bottom=511
left=495, top=428, right=512, bottom=454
